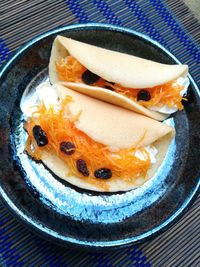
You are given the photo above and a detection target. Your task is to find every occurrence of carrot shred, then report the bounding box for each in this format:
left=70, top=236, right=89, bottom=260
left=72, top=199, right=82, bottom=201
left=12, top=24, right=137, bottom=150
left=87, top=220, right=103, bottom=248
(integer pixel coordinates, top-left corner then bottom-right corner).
left=55, top=56, right=106, bottom=87
left=56, top=56, right=184, bottom=110
left=25, top=97, right=151, bottom=188
left=113, top=82, right=184, bottom=110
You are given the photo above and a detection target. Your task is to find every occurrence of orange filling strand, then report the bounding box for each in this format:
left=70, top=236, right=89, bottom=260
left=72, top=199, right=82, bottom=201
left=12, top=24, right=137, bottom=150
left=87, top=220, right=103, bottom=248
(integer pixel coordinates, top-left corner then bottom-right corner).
left=25, top=97, right=151, bottom=189
left=56, top=56, right=184, bottom=110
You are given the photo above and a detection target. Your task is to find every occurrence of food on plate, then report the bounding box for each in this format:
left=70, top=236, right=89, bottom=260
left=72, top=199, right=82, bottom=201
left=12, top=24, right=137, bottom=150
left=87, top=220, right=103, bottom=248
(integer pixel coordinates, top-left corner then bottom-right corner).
left=49, top=36, right=189, bottom=121
left=22, top=82, right=175, bottom=192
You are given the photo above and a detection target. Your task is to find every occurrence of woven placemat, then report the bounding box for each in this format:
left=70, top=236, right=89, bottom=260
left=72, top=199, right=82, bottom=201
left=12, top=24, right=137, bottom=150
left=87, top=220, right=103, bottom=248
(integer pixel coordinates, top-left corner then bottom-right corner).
left=0, top=1, right=200, bottom=266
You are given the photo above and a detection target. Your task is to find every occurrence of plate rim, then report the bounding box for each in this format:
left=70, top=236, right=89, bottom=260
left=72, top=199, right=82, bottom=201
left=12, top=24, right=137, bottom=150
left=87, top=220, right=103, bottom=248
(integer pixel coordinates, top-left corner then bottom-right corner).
left=0, top=23, right=199, bottom=249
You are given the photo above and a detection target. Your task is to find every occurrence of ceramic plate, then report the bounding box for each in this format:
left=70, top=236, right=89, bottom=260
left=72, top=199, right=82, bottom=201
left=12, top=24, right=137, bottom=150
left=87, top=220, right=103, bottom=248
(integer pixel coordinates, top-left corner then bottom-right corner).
left=0, top=24, right=199, bottom=249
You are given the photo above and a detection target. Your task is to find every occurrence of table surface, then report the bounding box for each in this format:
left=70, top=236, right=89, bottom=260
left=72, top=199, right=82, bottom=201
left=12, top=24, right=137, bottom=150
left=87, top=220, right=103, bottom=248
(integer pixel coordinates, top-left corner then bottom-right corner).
left=0, top=1, right=200, bottom=266
left=183, top=0, right=200, bottom=20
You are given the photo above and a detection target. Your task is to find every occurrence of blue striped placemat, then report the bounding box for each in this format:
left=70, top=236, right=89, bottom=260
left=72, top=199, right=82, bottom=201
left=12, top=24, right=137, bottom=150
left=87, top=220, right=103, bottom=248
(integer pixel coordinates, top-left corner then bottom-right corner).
left=0, top=0, right=200, bottom=266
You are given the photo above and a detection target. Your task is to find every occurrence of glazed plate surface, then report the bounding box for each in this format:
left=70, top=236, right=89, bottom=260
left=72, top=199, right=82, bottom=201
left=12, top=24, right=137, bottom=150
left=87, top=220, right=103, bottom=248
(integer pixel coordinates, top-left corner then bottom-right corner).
left=0, top=24, right=199, bottom=249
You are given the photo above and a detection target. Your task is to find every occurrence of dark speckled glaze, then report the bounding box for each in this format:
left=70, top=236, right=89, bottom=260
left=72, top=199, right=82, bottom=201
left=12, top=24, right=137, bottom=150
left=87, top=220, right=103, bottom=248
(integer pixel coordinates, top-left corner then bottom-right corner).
left=0, top=24, right=199, bottom=250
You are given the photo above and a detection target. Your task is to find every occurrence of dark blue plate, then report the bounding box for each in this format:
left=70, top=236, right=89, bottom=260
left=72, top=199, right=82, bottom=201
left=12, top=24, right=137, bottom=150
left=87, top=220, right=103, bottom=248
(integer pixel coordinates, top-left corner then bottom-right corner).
left=0, top=24, right=199, bottom=249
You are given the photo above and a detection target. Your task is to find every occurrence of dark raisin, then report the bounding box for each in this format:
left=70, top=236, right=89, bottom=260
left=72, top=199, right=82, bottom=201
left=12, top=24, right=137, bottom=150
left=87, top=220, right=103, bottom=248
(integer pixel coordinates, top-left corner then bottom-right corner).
left=181, top=91, right=193, bottom=105
left=32, top=125, right=48, bottom=147
left=106, top=81, right=115, bottom=85
left=105, top=85, right=114, bottom=91
left=76, top=159, right=89, bottom=177
left=94, top=168, right=112, bottom=179
left=181, top=93, right=188, bottom=105
left=60, top=141, right=76, bottom=155
left=137, top=90, right=151, bottom=101
left=82, top=70, right=100, bottom=85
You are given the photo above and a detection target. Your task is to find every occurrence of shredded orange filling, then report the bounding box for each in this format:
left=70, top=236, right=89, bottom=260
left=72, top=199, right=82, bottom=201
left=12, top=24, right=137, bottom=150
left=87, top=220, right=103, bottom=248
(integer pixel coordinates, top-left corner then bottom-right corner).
left=55, top=56, right=106, bottom=87
left=113, top=82, right=184, bottom=110
left=25, top=97, right=151, bottom=189
left=56, top=56, right=184, bottom=110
